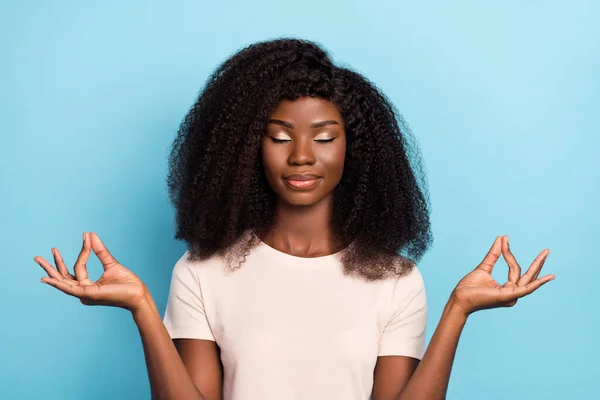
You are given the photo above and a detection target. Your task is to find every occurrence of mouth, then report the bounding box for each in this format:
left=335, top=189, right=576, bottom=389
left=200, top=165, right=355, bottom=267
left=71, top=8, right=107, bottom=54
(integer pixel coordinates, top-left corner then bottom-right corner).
left=283, top=177, right=322, bottom=190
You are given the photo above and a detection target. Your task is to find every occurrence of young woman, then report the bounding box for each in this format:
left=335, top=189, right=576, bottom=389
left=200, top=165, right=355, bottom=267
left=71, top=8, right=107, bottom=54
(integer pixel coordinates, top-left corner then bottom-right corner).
left=34, top=38, right=554, bottom=400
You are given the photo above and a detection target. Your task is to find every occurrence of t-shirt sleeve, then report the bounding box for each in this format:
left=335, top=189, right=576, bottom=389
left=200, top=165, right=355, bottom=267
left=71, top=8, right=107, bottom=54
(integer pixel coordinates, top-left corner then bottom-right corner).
left=377, top=266, right=427, bottom=359
left=162, top=252, right=215, bottom=341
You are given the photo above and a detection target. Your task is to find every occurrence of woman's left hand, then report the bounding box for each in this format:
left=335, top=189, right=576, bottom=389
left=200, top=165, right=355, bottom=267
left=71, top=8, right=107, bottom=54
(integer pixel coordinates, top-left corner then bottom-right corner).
left=450, top=236, right=555, bottom=317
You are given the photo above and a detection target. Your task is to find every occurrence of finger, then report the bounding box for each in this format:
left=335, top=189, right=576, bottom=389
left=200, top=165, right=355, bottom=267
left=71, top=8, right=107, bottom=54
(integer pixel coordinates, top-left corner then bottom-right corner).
left=502, top=236, right=522, bottom=284
left=477, top=236, right=502, bottom=274
left=34, top=256, right=63, bottom=281
left=41, top=277, right=87, bottom=298
left=90, top=232, right=119, bottom=270
left=73, top=232, right=92, bottom=282
left=518, top=250, right=550, bottom=286
left=52, top=248, right=75, bottom=279
left=532, top=254, right=549, bottom=281
left=501, top=281, right=517, bottom=289
left=501, top=274, right=555, bottom=302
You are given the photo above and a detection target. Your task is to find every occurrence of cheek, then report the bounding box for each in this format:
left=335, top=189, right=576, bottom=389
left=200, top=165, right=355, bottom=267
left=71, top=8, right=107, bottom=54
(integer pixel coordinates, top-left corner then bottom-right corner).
left=320, top=145, right=346, bottom=176
left=261, top=144, right=273, bottom=169
left=261, top=144, right=284, bottom=178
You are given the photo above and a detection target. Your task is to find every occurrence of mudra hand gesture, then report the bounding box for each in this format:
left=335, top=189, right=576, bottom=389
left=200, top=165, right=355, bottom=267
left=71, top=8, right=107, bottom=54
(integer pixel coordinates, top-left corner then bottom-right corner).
left=450, top=235, right=555, bottom=316
left=34, top=232, right=149, bottom=312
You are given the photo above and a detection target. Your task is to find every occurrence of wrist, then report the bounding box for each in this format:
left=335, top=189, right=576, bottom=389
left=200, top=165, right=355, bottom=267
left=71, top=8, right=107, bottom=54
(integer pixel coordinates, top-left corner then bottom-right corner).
left=131, top=292, right=158, bottom=321
left=445, top=295, right=471, bottom=323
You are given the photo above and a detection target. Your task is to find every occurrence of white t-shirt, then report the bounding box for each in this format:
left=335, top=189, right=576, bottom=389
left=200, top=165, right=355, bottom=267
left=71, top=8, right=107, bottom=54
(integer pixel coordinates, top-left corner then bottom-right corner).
left=163, top=237, right=427, bottom=400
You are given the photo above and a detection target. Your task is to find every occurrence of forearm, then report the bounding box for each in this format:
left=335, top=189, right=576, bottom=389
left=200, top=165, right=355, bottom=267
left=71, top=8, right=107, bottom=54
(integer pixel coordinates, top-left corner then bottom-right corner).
left=132, top=295, right=205, bottom=400
left=398, top=298, right=468, bottom=400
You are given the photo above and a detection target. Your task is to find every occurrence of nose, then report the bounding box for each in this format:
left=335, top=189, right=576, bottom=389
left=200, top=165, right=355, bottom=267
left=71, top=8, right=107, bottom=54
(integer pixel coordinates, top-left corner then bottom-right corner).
left=288, top=138, right=316, bottom=166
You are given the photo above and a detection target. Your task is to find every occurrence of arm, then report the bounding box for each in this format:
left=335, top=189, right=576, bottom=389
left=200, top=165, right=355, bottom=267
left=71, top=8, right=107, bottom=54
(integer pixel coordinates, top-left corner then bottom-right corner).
left=133, top=294, right=221, bottom=400
left=375, top=236, right=553, bottom=400
left=371, top=293, right=463, bottom=400
left=372, top=356, right=419, bottom=399
left=390, top=298, right=466, bottom=400
left=35, top=232, right=222, bottom=400
left=174, top=339, right=222, bottom=399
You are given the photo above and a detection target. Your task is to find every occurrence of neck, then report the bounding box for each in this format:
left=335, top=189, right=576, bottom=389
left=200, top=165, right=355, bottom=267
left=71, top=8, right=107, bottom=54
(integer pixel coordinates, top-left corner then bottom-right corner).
left=260, top=195, right=342, bottom=257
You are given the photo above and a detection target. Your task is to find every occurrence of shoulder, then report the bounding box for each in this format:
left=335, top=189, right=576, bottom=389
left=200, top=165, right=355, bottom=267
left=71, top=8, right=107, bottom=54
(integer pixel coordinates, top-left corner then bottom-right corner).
left=380, top=254, right=426, bottom=306
left=381, top=253, right=424, bottom=287
left=171, top=250, right=226, bottom=279
left=396, top=257, right=424, bottom=289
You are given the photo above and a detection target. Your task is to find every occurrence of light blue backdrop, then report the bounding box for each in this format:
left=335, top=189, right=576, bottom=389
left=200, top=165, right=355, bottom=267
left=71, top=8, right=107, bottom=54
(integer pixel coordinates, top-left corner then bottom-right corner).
left=1, top=0, right=597, bottom=399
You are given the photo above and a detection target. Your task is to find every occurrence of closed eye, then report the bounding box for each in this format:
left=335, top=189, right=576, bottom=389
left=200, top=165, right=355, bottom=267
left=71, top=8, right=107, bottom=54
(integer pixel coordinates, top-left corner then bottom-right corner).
left=269, top=137, right=337, bottom=144
left=315, top=138, right=336, bottom=143
left=269, top=138, right=291, bottom=143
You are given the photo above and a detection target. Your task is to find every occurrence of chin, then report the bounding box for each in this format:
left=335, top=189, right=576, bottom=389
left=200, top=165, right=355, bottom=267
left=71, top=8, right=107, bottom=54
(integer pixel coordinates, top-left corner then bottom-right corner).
left=280, top=195, right=321, bottom=207
left=278, top=189, right=333, bottom=208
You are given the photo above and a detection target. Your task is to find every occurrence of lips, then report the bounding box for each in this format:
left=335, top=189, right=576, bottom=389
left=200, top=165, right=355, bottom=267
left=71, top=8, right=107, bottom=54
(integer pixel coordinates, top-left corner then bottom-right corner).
left=283, top=174, right=321, bottom=190
left=284, top=174, right=321, bottom=181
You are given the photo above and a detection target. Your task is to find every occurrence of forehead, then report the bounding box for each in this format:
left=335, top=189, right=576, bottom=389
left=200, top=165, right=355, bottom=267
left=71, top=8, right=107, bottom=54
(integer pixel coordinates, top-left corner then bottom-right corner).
left=270, top=97, right=343, bottom=125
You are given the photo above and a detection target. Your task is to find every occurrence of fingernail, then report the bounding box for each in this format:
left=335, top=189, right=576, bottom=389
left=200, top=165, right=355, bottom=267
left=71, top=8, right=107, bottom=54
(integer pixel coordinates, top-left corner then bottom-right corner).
left=83, top=232, right=86, bottom=242
left=507, top=236, right=510, bottom=248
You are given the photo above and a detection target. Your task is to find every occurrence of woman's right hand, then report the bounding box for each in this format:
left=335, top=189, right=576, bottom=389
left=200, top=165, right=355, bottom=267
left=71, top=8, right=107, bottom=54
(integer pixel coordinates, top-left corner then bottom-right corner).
left=35, top=232, right=150, bottom=313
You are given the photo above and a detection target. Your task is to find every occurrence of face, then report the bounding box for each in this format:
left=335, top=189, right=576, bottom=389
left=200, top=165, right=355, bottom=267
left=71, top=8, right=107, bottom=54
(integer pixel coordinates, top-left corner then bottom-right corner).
left=261, top=97, right=346, bottom=207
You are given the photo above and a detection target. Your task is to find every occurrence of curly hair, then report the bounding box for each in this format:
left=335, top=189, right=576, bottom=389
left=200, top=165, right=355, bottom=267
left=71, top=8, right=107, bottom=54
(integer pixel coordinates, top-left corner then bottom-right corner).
left=167, top=37, right=433, bottom=281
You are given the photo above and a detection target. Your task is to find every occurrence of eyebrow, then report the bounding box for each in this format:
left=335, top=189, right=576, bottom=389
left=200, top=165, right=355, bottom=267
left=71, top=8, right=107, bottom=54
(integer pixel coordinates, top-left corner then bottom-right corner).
left=267, top=119, right=340, bottom=129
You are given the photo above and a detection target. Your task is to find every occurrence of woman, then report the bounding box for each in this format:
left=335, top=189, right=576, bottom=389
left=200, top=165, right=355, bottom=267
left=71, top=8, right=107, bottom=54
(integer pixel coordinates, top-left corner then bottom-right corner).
left=34, top=38, right=554, bottom=400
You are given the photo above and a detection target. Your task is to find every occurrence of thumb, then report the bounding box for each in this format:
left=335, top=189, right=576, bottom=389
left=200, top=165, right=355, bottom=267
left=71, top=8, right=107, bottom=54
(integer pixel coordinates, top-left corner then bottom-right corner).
left=476, top=236, right=502, bottom=274
left=90, top=232, right=119, bottom=270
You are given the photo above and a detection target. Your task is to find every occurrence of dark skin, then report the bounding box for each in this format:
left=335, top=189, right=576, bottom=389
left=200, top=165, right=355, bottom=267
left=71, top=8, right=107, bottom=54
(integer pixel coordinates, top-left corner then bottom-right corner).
left=260, top=97, right=420, bottom=396
left=259, top=97, right=348, bottom=256
left=172, top=98, right=419, bottom=398
left=175, top=97, right=383, bottom=399
left=35, top=97, right=554, bottom=400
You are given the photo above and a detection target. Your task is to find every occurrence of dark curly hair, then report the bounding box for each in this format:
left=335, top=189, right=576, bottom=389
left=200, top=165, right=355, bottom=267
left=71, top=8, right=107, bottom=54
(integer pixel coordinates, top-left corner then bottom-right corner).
left=167, top=37, right=432, bottom=281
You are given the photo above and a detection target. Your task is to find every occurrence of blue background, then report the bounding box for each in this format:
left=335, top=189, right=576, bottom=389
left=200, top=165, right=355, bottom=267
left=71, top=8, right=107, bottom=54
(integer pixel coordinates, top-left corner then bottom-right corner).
left=2, top=0, right=598, bottom=398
